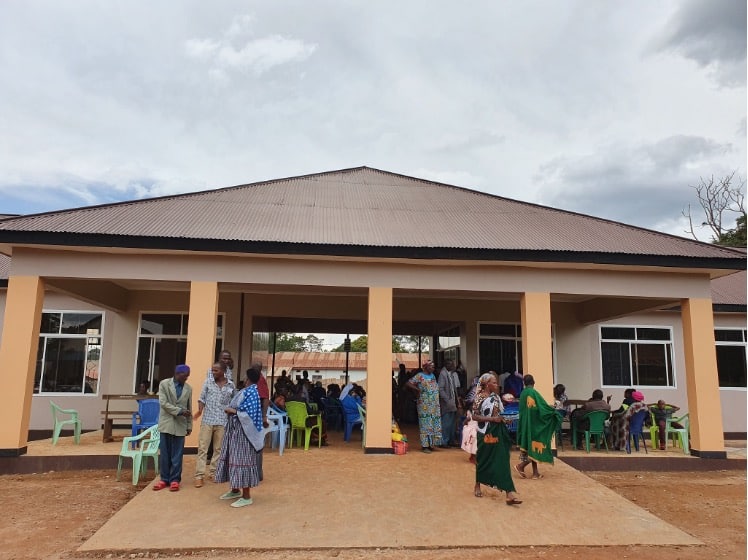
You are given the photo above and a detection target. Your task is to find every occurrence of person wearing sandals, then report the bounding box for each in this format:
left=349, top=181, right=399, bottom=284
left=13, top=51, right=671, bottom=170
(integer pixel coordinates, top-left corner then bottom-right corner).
left=471, top=372, right=522, bottom=505
left=214, top=367, right=269, bottom=508
left=405, top=360, right=443, bottom=453
left=153, top=364, right=193, bottom=492
left=515, top=374, right=562, bottom=480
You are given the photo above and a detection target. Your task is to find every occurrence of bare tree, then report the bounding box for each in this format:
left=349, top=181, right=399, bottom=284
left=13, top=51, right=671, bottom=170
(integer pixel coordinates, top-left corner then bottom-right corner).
left=683, top=171, right=746, bottom=245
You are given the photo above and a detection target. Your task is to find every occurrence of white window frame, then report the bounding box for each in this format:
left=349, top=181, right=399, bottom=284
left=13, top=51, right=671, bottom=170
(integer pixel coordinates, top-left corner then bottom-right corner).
left=599, top=325, right=676, bottom=388
left=715, top=328, right=747, bottom=390
left=35, top=309, right=105, bottom=396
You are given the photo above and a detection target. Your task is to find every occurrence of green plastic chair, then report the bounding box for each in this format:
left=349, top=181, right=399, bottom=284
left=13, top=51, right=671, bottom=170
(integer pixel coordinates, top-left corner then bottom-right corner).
left=648, top=410, right=661, bottom=448
left=286, top=401, right=322, bottom=451
left=356, top=403, right=367, bottom=448
left=582, top=410, right=609, bottom=453
left=50, top=401, right=82, bottom=445
left=117, top=425, right=160, bottom=485
left=668, top=413, right=690, bottom=454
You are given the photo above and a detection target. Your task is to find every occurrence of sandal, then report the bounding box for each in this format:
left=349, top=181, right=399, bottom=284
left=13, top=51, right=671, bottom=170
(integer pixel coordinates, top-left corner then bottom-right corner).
left=506, top=497, right=523, bottom=505
left=152, top=481, right=167, bottom=491
left=474, top=488, right=483, bottom=498
left=513, top=464, right=527, bottom=478
left=421, top=447, right=432, bottom=453
left=532, top=474, right=544, bottom=480
left=169, top=482, right=180, bottom=491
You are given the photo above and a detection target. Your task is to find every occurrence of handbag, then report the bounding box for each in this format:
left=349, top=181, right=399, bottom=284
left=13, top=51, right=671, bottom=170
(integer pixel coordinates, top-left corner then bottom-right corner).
left=461, top=411, right=478, bottom=454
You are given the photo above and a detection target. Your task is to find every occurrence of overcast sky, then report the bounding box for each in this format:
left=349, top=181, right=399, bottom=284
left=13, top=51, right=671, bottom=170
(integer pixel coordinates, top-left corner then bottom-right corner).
left=0, top=1, right=745, bottom=242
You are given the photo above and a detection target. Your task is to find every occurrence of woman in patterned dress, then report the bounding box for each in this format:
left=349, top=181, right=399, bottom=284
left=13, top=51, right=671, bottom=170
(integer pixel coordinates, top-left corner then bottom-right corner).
left=405, top=360, right=443, bottom=453
left=214, top=367, right=267, bottom=508
left=472, top=372, right=522, bottom=505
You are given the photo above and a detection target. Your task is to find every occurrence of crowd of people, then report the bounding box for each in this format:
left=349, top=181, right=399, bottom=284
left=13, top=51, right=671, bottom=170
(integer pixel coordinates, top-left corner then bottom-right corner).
left=148, top=351, right=683, bottom=509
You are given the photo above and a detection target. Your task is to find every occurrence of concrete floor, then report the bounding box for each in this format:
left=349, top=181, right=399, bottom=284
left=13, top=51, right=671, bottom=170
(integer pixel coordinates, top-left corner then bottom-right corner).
left=32, top=427, right=733, bottom=554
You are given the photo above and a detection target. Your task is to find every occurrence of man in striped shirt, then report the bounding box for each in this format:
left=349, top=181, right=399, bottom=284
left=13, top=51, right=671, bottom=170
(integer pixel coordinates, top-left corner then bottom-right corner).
left=193, top=362, right=235, bottom=488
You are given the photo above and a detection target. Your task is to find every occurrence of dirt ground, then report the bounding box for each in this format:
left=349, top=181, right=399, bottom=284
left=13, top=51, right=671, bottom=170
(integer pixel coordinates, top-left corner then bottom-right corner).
left=0, top=468, right=744, bottom=560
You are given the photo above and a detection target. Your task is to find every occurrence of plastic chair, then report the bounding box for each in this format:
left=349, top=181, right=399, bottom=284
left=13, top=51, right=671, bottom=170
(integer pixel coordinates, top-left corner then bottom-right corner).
left=555, top=409, right=566, bottom=450
left=668, top=413, right=690, bottom=454
left=117, top=425, right=160, bottom=485
left=626, top=409, right=649, bottom=454
left=286, top=401, right=322, bottom=450
left=356, top=403, right=367, bottom=448
left=50, top=401, right=82, bottom=445
left=582, top=410, right=609, bottom=453
left=131, top=398, right=160, bottom=447
left=322, top=397, right=344, bottom=431
left=266, top=406, right=289, bottom=455
left=648, top=410, right=661, bottom=448
left=343, top=403, right=364, bottom=443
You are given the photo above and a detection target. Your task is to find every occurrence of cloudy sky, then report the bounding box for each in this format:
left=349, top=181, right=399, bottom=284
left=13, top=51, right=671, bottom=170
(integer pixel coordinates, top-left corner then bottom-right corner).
left=0, top=1, right=745, bottom=241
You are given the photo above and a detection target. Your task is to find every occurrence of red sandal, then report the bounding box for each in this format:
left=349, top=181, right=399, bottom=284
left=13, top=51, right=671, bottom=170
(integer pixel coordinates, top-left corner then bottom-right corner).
left=169, top=482, right=180, bottom=492
left=152, top=481, right=168, bottom=491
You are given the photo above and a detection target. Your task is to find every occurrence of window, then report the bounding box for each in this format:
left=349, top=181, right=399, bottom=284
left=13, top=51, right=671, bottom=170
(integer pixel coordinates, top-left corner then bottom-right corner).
left=35, top=311, right=103, bottom=395
left=479, top=323, right=523, bottom=375
left=600, top=326, right=674, bottom=387
left=715, top=328, right=747, bottom=388
left=135, top=313, right=224, bottom=392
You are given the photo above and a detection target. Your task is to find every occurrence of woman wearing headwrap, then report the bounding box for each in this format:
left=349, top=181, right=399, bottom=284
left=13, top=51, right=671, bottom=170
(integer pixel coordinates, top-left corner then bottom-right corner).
left=405, top=360, right=442, bottom=453
left=214, top=367, right=268, bottom=508
left=472, top=372, right=522, bottom=505
left=610, top=390, right=648, bottom=451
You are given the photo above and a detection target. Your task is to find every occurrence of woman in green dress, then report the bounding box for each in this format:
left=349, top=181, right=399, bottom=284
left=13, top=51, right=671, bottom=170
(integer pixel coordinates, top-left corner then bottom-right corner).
left=472, top=372, right=522, bottom=505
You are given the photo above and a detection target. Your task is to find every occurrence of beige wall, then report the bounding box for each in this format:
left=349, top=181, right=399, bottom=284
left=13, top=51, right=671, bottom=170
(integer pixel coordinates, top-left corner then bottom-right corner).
left=2, top=246, right=743, bottom=436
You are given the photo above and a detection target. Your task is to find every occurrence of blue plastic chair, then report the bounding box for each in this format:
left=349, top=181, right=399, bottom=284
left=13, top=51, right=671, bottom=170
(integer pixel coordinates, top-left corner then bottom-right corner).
left=131, top=398, right=159, bottom=447
left=343, top=404, right=364, bottom=443
left=626, top=409, right=649, bottom=454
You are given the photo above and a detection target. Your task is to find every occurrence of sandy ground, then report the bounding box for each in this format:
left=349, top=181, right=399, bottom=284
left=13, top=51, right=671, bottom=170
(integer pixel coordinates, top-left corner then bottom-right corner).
left=0, top=466, right=744, bottom=560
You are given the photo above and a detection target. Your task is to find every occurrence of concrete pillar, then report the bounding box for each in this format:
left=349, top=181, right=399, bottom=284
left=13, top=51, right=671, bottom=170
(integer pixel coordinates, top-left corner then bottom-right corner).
left=681, top=297, right=725, bottom=458
left=366, top=287, right=393, bottom=453
left=0, top=276, right=45, bottom=456
left=184, top=281, right=219, bottom=448
left=520, top=292, right=554, bottom=398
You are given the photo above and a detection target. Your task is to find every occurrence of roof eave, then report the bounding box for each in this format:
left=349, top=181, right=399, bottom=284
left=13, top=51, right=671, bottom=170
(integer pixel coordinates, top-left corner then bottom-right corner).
left=0, top=231, right=745, bottom=271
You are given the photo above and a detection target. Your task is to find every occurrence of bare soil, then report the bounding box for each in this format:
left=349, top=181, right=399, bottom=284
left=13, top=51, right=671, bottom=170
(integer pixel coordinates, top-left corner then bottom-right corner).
left=0, top=469, right=743, bottom=560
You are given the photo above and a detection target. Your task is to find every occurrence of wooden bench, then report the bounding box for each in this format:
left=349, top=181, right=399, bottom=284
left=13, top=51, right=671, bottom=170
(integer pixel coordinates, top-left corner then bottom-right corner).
left=101, top=410, right=135, bottom=442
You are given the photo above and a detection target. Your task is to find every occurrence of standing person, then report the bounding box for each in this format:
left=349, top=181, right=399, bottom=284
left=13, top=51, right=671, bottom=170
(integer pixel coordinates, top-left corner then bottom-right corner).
left=214, top=367, right=268, bottom=508
left=193, top=362, right=235, bottom=488
left=514, top=374, right=562, bottom=480
left=438, top=359, right=461, bottom=447
left=472, top=372, right=522, bottom=505
left=405, top=360, right=442, bottom=453
left=153, top=364, right=193, bottom=492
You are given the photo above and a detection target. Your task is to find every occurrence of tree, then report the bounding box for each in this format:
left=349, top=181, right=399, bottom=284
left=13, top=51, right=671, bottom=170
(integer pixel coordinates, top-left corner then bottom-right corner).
left=332, top=335, right=430, bottom=352
left=274, top=333, right=307, bottom=352
left=683, top=171, right=746, bottom=246
left=303, top=334, right=325, bottom=352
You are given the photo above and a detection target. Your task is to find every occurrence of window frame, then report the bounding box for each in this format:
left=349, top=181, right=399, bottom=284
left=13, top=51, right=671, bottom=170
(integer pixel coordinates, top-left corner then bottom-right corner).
left=599, top=325, right=676, bottom=388
left=135, top=311, right=225, bottom=392
left=714, top=327, right=747, bottom=390
left=35, top=309, right=105, bottom=396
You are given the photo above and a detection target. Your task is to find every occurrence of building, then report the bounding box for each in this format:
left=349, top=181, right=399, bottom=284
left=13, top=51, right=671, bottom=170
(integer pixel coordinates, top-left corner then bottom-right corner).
left=0, top=167, right=744, bottom=457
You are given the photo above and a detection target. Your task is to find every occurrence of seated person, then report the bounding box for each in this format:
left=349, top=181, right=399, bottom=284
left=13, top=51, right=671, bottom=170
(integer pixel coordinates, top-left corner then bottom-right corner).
left=650, top=400, right=683, bottom=450
left=608, top=388, right=636, bottom=448
left=570, top=389, right=611, bottom=447
left=610, top=390, right=649, bottom=450
left=287, top=385, right=328, bottom=445
left=553, top=384, right=570, bottom=418
left=326, top=383, right=342, bottom=399
left=310, top=381, right=326, bottom=409
left=272, top=388, right=288, bottom=411
left=341, top=387, right=364, bottom=428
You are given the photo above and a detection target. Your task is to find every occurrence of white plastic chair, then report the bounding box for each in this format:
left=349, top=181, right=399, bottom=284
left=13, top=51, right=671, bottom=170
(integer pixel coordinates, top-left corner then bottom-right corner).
left=266, top=406, right=289, bottom=456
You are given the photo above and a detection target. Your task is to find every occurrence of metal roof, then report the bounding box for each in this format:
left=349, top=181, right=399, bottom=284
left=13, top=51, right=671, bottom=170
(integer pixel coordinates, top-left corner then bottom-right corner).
left=0, top=167, right=744, bottom=268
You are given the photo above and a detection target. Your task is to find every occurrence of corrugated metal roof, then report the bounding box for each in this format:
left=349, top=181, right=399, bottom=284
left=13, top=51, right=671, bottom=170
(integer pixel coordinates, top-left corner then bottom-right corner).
left=267, top=351, right=424, bottom=371
left=0, top=167, right=743, bottom=263
left=711, top=270, right=747, bottom=306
